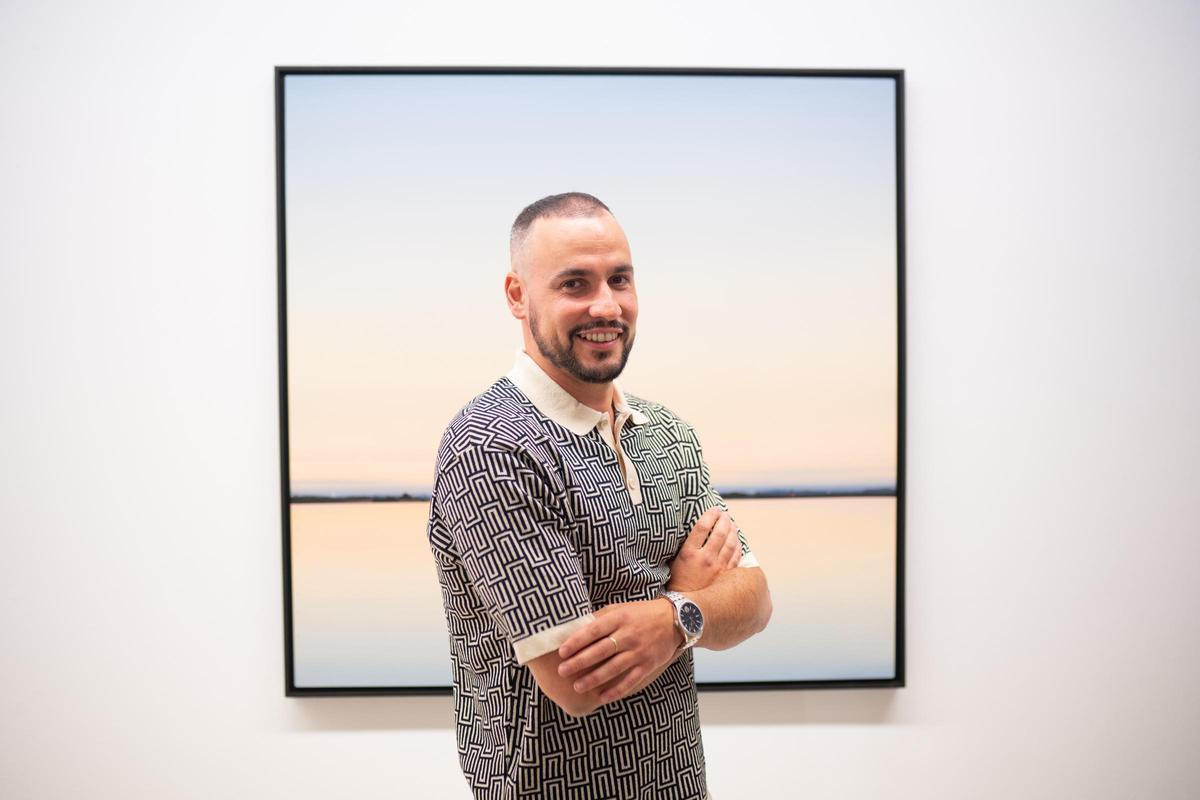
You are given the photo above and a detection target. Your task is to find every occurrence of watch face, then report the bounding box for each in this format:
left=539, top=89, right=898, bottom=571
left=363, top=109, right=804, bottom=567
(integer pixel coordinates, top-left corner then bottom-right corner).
left=680, top=601, right=704, bottom=636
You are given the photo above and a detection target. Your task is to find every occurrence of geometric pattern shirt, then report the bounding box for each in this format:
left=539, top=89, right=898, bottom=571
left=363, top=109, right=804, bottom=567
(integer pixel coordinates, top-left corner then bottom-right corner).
left=427, top=350, right=757, bottom=799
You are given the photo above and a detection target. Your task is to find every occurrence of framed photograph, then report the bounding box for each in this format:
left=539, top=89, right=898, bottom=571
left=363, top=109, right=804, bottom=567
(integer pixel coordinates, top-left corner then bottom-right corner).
left=276, top=67, right=905, bottom=695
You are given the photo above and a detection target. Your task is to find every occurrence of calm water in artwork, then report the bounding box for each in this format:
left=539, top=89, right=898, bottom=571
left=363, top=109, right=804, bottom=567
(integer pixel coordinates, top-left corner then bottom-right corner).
left=290, top=496, right=895, bottom=687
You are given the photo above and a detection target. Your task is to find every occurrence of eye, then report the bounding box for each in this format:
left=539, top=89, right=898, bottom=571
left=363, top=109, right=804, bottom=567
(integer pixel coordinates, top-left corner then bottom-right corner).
left=562, top=279, right=584, bottom=290
left=610, top=275, right=630, bottom=286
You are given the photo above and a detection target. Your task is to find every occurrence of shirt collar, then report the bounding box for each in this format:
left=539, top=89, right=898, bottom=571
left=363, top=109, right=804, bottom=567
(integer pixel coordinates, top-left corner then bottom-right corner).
left=505, top=349, right=649, bottom=436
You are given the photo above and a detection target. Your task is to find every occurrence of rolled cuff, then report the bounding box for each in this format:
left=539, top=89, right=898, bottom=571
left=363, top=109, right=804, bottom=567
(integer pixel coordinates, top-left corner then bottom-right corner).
left=513, top=612, right=597, bottom=665
left=737, top=550, right=760, bottom=568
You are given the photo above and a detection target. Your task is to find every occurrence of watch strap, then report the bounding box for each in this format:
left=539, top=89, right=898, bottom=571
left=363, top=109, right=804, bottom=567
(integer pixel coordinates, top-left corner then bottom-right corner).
left=663, top=590, right=701, bottom=649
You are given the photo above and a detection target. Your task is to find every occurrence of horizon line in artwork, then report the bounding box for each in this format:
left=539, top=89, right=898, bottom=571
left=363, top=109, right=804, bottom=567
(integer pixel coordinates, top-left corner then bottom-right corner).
left=289, top=483, right=898, bottom=503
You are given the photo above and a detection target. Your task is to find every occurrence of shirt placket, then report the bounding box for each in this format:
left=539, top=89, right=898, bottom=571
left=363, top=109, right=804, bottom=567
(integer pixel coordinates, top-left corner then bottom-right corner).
left=597, top=409, right=642, bottom=506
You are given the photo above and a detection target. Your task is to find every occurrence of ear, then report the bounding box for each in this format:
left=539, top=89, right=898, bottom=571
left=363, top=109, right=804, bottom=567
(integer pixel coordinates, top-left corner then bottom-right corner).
left=504, top=271, right=526, bottom=320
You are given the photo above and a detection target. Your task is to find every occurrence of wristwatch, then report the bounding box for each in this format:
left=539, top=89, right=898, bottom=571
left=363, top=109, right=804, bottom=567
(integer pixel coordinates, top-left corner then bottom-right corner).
left=663, top=590, right=704, bottom=651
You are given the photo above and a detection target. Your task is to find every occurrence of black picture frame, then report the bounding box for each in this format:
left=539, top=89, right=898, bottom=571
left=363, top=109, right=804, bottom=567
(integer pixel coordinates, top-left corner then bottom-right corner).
left=276, top=66, right=906, bottom=696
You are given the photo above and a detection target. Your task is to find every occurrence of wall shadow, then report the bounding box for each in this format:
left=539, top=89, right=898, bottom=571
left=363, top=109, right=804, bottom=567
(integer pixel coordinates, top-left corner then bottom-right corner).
left=699, top=688, right=901, bottom=725
left=284, top=688, right=901, bottom=732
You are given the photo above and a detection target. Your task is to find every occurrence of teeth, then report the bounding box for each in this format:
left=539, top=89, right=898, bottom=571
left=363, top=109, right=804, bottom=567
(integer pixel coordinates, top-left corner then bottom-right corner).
left=579, top=332, right=619, bottom=343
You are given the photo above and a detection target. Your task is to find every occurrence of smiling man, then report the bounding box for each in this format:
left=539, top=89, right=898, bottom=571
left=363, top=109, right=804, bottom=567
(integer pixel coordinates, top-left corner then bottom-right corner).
left=427, top=192, right=772, bottom=800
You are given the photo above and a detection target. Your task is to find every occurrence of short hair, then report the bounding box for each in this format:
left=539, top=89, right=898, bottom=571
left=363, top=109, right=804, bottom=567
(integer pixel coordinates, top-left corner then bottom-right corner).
left=509, top=192, right=613, bottom=266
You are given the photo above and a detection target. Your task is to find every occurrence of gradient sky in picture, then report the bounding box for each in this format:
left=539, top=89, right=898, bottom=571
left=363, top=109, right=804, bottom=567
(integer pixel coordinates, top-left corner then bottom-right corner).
left=283, top=73, right=898, bottom=494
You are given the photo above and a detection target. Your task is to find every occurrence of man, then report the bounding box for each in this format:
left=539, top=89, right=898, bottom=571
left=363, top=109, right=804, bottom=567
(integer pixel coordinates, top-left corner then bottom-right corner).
left=427, top=192, right=772, bottom=800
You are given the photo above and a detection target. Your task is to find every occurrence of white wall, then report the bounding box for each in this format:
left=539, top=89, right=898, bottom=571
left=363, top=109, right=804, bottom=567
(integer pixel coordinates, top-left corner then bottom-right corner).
left=2, top=1, right=1197, bottom=797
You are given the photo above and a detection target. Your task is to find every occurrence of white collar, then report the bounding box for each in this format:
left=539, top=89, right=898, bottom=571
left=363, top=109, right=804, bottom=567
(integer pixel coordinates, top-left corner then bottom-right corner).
left=505, top=349, right=649, bottom=436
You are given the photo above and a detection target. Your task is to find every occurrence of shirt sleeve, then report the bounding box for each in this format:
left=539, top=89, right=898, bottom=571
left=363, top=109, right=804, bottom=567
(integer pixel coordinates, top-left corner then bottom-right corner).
left=678, top=424, right=760, bottom=568
left=433, top=445, right=596, bottom=665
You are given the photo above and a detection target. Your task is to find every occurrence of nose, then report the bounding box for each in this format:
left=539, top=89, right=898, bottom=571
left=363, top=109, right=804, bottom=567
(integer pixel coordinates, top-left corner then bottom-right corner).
left=589, top=283, right=621, bottom=319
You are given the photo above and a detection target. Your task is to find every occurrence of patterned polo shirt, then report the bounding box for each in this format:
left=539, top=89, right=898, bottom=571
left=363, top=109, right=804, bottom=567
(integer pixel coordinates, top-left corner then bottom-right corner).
left=427, top=350, right=758, bottom=800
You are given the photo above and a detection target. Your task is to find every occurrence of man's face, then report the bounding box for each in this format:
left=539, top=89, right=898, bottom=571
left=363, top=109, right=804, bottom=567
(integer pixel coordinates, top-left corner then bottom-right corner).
left=513, top=213, right=638, bottom=385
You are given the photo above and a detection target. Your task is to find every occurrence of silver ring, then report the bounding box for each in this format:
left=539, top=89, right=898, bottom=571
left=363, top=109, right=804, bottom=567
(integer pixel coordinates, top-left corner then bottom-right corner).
left=607, top=635, right=619, bottom=654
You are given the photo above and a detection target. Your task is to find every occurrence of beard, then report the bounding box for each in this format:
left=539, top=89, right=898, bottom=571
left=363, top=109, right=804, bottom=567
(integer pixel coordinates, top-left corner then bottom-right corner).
left=529, top=312, right=635, bottom=384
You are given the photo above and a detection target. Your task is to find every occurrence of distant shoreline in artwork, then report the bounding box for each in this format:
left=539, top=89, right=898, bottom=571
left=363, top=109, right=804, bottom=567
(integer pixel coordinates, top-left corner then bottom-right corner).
left=290, top=486, right=897, bottom=504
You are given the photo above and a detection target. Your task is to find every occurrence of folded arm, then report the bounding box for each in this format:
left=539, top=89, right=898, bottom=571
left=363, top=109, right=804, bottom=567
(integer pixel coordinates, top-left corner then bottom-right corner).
left=551, top=507, right=772, bottom=713
left=685, top=564, right=772, bottom=651
left=549, top=564, right=771, bottom=713
left=663, top=506, right=773, bottom=650
left=528, top=598, right=681, bottom=717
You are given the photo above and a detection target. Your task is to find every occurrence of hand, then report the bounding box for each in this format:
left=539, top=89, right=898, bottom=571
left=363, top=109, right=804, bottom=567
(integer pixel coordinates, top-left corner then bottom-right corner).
left=666, top=506, right=743, bottom=592
left=556, top=598, right=679, bottom=704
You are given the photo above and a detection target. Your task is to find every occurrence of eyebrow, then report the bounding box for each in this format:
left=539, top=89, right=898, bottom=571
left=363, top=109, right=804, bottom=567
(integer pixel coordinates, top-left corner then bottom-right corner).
left=550, top=264, right=634, bottom=282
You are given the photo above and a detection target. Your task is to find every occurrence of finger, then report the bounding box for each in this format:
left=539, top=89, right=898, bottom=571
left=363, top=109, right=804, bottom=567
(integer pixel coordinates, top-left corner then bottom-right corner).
left=559, top=637, right=617, bottom=678
left=684, top=506, right=722, bottom=549
left=559, top=627, right=622, bottom=677
left=702, top=512, right=732, bottom=549
left=719, top=523, right=742, bottom=567
left=557, top=625, right=603, bottom=662
left=571, top=651, right=637, bottom=693
left=558, top=611, right=618, bottom=660
left=726, top=541, right=743, bottom=568
left=715, top=513, right=736, bottom=547
left=599, top=665, right=646, bottom=704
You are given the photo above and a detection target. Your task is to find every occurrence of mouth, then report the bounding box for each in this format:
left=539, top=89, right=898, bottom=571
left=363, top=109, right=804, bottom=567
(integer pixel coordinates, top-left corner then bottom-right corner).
left=575, top=328, right=623, bottom=350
